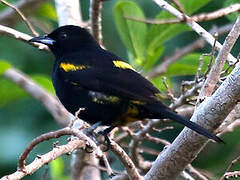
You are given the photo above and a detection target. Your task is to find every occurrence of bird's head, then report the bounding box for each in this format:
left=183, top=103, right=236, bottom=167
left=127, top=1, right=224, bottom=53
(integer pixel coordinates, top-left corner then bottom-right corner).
left=29, top=25, right=98, bottom=57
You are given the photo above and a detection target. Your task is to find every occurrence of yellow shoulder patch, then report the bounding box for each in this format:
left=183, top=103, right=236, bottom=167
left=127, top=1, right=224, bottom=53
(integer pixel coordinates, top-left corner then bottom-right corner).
left=113, top=60, right=135, bottom=71
left=60, top=62, right=88, bottom=72
left=130, top=100, right=146, bottom=105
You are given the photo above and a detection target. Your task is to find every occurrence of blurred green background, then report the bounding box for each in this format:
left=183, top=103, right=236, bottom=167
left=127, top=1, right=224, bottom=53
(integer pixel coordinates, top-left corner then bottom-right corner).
left=0, top=0, right=240, bottom=179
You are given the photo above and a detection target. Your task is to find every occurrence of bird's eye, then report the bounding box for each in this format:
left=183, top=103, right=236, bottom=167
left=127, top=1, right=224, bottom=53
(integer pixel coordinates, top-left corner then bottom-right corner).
left=59, top=32, right=68, bottom=40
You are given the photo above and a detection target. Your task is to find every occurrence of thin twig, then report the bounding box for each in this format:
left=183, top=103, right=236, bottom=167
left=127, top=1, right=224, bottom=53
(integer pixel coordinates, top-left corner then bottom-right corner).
left=128, top=120, right=166, bottom=167
left=90, top=0, right=103, bottom=46
left=1, top=139, right=85, bottom=180
left=145, top=133, right=170, bottom=146
left=84, top=162, right=122, bottom=175
left=69, top=108, right=85, bottom=128
left=120, top=142, right=160, bottom=156
left=220, top=156, right=240, bottom=180
left=152, top=126, right=174, bottom=133
left=147, top=23, right=233, bottom=78
left=170, top=0, right=185, bottom=16
left=0, top=0, right=47, bottom=26
left=110, top=140, right=143, bottom=180
left=170, top=82, right=203, bottom=109
left=191, top=3, right=240, bottom=22
left=126, top=3, right=240, bottom=25
left=0, top=0, right=39, bottom=36
left=125, top=16, right=181, bottom=25
left=145, top=2, right=240, bottom=177
left=187, top=164, right=208, bottom=180
left=18, top=127, right=90, bottom=169
left=162, top=76, right=176, bottom=102
left=194, top=53, right=204, bottom=84
left=221, top=171, right=240, bottom=180
left=153, top=0, right=237, bottom=64
left=198, top=16, right=240, bottom=99
left=221, top=53, right=240, bottom=76
left=0, top=25, right=48, bottom=50
left=203, top=32, right=218, bottom=79
left=101, top=153, right=115, bottom=176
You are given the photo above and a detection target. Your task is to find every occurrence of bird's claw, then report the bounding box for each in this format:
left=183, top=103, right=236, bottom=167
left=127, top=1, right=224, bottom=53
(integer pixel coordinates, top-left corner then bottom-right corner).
left=84, top=127, right=111, bottom=152
left=98, top=130, right=111, bottom=152
left=85, top=143, right=94, bottom=153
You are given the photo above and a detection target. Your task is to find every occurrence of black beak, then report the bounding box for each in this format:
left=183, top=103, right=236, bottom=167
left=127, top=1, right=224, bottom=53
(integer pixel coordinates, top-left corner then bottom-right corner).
left=29, top=35, right=55, bottom=46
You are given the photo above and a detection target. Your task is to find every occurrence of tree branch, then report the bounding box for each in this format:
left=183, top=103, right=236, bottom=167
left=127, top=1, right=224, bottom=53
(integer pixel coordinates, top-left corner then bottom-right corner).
left=54, top=0, right=83, bottom=26
left=18, top=127, right=79, bottom=169
left=0, top=139, right=84, bottom=180
left=145, top=13, right=240, bottom=180
left=71, top=149, right=101, bottom=180
left=0, top=0, right=39, bottom=36
left=0, top=0, right=48, bottom=26
left=3, top=67, right=70, bottom=126
left=198, top=16, right=240, bottom=99
left=110, top=140, right=143, bottom=180
left=126, top=3, right=240, bottom=25
left=191, top=3, right=240, bottom=22
left=153, top=0, right=237, bottom=65
left=0, top=24, right=48, bottom=50
left=89, top=0, right=103, bottom=46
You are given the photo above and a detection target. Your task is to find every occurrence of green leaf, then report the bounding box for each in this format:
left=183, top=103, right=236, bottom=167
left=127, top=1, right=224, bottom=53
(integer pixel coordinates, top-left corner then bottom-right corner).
left=0, top=60, right=11, bottom=74
left=179, top=0, right=211, bottom=14
left=144, top=45, right=164, bottom=71
left=164, top=53, right=211, bottom=76
left=37, top=3, right=57, bottom=21
left=146, top=0, right=211, bottom=60
left=146, top=13, right=189, bottom=59
left=50, top=158, right=64, bottom=179
left=0, top=78, right=27, bottom=106
left=114, top=0, right=147, bottom=62
left=50, top=157, right=69, bottom=180
left=151, top=76, right=172, bottom=92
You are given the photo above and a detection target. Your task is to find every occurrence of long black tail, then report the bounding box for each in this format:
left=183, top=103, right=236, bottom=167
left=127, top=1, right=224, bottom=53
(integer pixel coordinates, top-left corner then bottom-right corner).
left=145, top=104, right=223, bottom=143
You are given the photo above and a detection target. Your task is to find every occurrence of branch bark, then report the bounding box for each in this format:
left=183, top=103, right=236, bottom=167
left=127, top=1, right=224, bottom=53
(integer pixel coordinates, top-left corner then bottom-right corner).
left=145, top=14, right=240, bottom=179
left=198, top=16, right=240, bottom=98
left=54, top=0, right=82, bottom=26
left=3, top=67, right=70, bottom=126
left=126, top=3, right=240, bottom=25
left=0, top=139, right=85, bottom=180
left=110, top=140, right=143, bottom=180
left=0, top=24, right=48, bottom=50
left=71, top=149, right=101, bottom=180
left=89, top=0, right=103, bottom=45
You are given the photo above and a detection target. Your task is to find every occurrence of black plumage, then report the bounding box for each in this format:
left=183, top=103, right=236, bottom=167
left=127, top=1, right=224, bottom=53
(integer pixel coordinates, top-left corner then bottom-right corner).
left=29, top=25, right=222, bottom=143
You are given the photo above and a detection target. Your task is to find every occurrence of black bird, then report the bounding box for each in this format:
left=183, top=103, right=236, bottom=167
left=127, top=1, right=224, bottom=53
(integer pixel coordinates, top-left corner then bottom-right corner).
left=29, top=25, right=222, bottom=143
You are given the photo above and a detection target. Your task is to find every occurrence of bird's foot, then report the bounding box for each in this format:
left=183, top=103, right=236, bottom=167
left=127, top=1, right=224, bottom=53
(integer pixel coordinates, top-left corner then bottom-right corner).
left=83, top=123, right=115, bottom=152
left=97, top=130, right=111, bottom=152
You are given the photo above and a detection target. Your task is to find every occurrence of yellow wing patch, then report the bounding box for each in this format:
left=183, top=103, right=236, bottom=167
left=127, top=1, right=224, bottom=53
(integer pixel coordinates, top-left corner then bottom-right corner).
left=130, top=100, right=146, bottom=105
left=60, top=62, right=88, bottom=72
left=92, top=95, right=120, bottom=104
left=113, top=60, right=136, bottom=71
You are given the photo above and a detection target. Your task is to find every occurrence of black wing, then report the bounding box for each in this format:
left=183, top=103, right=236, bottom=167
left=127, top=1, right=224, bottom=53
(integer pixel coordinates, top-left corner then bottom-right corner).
left=59, top=63, right=160, bottom=102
